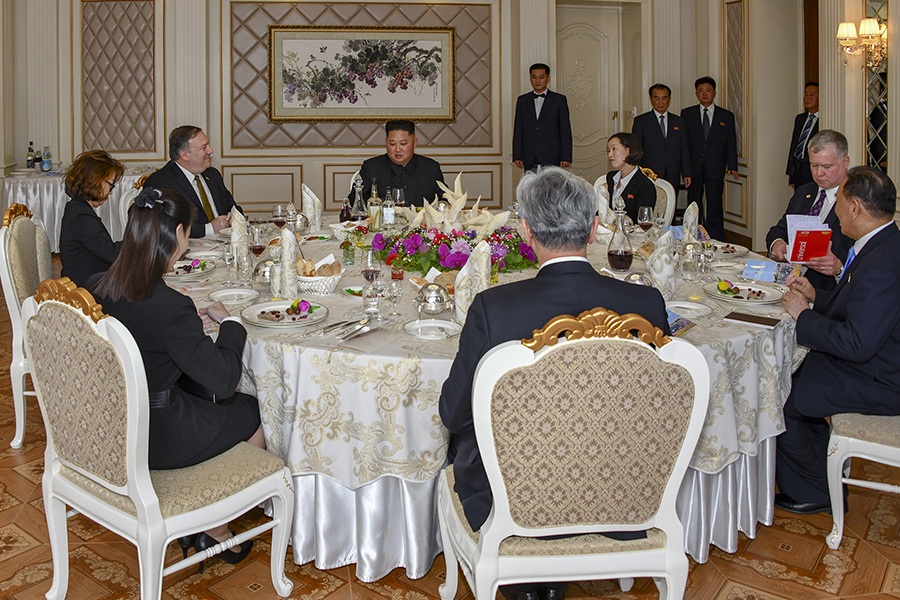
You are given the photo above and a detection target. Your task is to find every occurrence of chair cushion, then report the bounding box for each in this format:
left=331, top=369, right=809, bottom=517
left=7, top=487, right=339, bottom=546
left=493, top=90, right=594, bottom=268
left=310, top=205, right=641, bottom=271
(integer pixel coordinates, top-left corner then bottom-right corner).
left=60, top=443, right=286, bottom=518
left=831, top=413, right=900, bottom=449
left=446, top=467, right=480, bottom=543
left=8, top=216, right=52, bottom=305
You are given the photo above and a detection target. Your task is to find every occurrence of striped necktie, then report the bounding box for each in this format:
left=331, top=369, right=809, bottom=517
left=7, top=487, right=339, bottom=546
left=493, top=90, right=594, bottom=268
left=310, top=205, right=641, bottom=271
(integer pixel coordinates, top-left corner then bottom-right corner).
left=794, top=113, right=816, bottom=160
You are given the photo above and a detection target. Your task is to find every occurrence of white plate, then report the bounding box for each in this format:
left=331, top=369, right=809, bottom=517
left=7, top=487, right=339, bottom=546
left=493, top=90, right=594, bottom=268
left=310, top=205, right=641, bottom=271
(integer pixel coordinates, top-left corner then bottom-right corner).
left=299, top=233, right=333, bottom=242
left=702, top=281, right=783, bottom=305
left=713, top=243, right=749, bottom=258
left=666, top=301, right=712, bottom=319
left=209, top=288, right=259, bottom=304
left=9, top=172, right=30, bottom=178
left=343, top=286, right=363, bottom=297
left=241, top=300, right=329, bottom=328
left=165, top=260, right=217, bottom=280
left=404, top=319, right=462, bottom=340
left=187, top=250, right=223, bottom=261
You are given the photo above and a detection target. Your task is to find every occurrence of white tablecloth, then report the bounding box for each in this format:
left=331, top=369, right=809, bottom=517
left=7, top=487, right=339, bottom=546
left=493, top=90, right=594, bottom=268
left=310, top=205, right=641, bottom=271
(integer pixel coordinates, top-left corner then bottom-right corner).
left=184, top=232, right=795, bottom=578
left=1, top=170, right=149, bottom=251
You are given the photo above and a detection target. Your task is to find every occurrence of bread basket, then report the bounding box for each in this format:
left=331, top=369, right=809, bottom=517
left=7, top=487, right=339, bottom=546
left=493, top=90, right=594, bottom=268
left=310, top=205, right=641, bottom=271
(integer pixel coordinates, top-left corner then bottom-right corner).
left=296, top=269, right=345, bottom=295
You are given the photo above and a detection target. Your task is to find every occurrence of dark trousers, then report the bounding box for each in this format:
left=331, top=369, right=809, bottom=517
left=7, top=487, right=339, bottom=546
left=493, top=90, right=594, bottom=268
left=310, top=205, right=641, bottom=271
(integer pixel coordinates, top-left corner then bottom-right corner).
left=775, top=391, right=831, bottom=505
left=687, top=171, right=725, bottom=240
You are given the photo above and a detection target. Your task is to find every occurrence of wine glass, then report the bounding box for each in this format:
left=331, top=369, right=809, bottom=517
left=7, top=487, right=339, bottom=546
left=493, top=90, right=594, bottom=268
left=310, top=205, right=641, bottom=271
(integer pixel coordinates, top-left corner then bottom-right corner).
left=387, top=280, right=403, bottom=316
left=362, top=249, right=383, bottom=284
left=222, top=242, right=236, bottom=287
left=271, top=204, right=286, bottom=228
left=393, top=188, right=406, bottom=208
left=637, top=206, right=653, bottom=235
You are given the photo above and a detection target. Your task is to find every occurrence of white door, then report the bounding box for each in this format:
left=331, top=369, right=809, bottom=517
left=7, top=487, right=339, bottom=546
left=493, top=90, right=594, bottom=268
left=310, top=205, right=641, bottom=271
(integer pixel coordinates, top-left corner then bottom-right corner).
left=556, top=5, right=621, bottom=184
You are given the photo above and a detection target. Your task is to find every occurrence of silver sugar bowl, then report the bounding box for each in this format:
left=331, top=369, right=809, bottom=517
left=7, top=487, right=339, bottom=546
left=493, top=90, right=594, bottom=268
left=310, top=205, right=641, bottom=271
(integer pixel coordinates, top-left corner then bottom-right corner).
left=415, top=283, right=454, bottom=319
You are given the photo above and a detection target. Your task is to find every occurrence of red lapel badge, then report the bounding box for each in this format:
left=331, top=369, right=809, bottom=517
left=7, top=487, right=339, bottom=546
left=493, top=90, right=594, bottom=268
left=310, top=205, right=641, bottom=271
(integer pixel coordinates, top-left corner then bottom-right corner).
left=674, top=126, right=679, bottom=131
left=627, top=194, right=634, bottom=199
left=719, top=122, right=725, bottom=126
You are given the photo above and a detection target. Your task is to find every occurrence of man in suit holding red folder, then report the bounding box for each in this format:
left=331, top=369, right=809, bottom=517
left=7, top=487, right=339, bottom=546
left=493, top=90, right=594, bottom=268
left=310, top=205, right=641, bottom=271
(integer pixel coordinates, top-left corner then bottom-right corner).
left=766, top=130, right=854, bottom=291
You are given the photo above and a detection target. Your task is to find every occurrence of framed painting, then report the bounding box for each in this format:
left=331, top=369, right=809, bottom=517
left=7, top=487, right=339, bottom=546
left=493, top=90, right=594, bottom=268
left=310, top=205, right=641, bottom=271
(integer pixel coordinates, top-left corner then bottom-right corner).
left=268, top=25, right=456, bottom=123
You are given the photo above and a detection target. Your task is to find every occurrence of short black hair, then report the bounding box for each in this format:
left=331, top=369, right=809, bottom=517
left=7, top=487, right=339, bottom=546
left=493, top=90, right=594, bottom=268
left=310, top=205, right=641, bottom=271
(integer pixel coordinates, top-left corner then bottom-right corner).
left=169, top=126, right=203, bottom=161
left=843, top=166, right=897, bottom=220
left=805, top=81, right=819, bottom=89
left=385, top=120, right=415, bottom=136
left=649, top=83, right=671, bottom=97
left=530, top=63, right=550, bottom=76
left=608, top=132, right=644, bottom=166
left=694, top=76, right=717, bottom=90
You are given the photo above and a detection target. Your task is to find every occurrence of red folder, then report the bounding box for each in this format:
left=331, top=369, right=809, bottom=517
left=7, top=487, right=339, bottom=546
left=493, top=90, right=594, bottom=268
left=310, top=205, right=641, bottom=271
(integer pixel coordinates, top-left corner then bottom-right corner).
left=790, top=230, right=832, bottom=263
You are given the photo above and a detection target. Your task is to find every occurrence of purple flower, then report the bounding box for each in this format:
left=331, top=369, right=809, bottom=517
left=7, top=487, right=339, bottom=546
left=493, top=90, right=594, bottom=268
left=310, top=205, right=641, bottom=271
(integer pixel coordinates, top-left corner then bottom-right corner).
left=450, top=240, right=471, bottom=255
left=519, top=242, right=536, bottom=263
left=402, top=233, right=425, bottom=255
left=371, top=233, right=386, bottom=251
left=438, top=245, right=469, bottom=269
left=490, top=242, right=508, bottom=262
left=190, top=259, right=200, bottom=268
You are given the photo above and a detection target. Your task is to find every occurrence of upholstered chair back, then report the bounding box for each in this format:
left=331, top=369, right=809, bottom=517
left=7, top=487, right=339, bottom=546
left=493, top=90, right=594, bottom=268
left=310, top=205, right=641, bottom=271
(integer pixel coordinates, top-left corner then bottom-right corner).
left=489, top=338, right=695, bottom=529
left=7, top=214, right=52, bottom=305
left=26, top=289, right=129, bottom=488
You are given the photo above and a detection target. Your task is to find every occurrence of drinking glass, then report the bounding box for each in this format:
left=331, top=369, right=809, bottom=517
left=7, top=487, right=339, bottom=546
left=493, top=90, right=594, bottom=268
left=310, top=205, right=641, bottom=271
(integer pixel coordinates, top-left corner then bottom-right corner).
left=637, top=206, right=653, bottom=234
left=250, top=225, right=266, bottom=260
left=387, top=280, right=403, bottom=316
left=392, top=187, right=406, bottom=207
left=681, top=243, right=699, bottom=281
left=700, top=244, right=716, bottom=283
left=362, top=249, right=383, bottom=284
left=362, top=278, right=387, bottom=322
left=222, top=242, right=236, bottom=287
left=271, top=204, right=286, bottom=228
left=236, top=246, right=253, bottom=286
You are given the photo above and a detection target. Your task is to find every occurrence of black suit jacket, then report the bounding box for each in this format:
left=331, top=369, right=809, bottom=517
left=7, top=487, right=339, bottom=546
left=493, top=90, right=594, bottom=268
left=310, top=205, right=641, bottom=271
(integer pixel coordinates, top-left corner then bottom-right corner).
left=792, top=224, right=900, bottom=417
left=351, top=153, right=444, bottom=208
left=513, top=90, right=573, bottom=170
left=605, top=169, right=658, bottom=224
left=93, top=278, right=248, bottom=469
left=765, top=182, right=853, bottom=291
left=144, top=161, right=240, bottom=238
left=786, top=112, right=819, bottom=187
left=680, top=104, right=738, bottom=180
left=631, top=111, right=691, bottom=187
left=438, top=260, right=671, bottom=531
left=59, top=196, right=121, bottom=288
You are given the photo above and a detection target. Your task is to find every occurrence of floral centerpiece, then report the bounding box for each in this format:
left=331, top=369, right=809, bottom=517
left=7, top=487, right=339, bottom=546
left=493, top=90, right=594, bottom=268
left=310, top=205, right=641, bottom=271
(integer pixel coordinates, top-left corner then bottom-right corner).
left=371, top=226, right=537, bottom=275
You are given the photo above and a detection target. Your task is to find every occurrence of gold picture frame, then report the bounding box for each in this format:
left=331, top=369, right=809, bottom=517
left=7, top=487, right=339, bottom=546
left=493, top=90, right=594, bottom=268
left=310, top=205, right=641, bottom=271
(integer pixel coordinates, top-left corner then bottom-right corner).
left=268, top=25, right=456, bottom=123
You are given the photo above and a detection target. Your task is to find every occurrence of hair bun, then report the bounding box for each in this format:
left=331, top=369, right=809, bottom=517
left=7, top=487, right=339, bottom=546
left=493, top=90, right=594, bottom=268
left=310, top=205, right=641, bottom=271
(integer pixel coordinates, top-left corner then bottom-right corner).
left=134, top=187, right=163, bottom=209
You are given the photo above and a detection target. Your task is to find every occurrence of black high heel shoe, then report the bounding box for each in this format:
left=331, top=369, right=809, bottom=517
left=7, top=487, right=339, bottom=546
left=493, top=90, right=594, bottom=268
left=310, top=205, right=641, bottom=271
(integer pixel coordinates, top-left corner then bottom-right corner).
left=194, top=531, right=253, bottom=574
left=176, top=535, right=199, bottom=560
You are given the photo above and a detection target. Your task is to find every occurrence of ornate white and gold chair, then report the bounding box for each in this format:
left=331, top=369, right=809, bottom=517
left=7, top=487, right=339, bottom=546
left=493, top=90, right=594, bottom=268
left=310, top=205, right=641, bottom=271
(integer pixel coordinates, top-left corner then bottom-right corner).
left=825, top=413, right=900, bottom=549
left=23, top=278, right=295, bottom=600
left=118, top=172, right=154, bottom=235
left=0, top=203, right=52, bottom=448
left=437, top=308, right=710, bottom=600
left=593, top=168, right=676, bottom=227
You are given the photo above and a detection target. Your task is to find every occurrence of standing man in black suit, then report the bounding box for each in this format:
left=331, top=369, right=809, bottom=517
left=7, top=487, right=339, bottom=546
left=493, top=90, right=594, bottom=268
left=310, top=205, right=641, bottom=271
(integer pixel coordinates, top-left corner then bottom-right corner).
left=143, top=126, right=241, bottom=238
left=513, top=63, right=573, bottom=171
left=775, top=166, right=900, bottom=514
left=632, top=83, right=691, bottom=191
left=766, top=130, right=853, bottom=291
left=440, top=166, right=669, bottom=600
left=350, top=120, right=445, bottom=208
left=786, top=82, right=819, bottom=189
left=681, top=76, right=739, bottom=240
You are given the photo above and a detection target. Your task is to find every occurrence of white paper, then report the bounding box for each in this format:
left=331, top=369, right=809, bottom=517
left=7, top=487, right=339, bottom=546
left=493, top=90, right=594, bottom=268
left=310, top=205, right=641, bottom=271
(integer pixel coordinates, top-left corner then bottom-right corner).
left=786, top=214, right=830, bottom=260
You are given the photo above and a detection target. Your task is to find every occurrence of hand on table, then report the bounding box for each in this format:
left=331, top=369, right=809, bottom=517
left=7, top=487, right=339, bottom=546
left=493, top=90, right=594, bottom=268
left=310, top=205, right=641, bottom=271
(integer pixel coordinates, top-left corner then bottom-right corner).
left=211, top=214, right=231, bottom=233
left=201, top=301, right=231, bottom=324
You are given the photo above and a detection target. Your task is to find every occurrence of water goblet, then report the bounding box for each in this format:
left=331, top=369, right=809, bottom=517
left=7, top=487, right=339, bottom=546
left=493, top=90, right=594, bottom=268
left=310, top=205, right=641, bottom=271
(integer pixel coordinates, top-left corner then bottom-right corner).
left=387, top=280, right=403, bottom=317
left=700, top=244, right=717, bottom=283
left=222, top=242, right=236, bottom=287
left=236, top=246, right=253, bottom=286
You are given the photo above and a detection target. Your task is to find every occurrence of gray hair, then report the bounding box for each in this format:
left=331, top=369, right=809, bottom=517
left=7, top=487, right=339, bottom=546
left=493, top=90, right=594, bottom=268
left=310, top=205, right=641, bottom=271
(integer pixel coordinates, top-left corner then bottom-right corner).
left=516, top=167, right=596, bottom=251
left=808, top=129, right=848, bottom=159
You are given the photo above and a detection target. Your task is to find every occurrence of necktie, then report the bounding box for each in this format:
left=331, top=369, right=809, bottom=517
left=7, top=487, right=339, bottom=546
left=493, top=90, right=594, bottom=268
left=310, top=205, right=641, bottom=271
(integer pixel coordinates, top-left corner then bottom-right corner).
left=702, top=108, right=711, bottom=139
left=793, top=113, right=816, bottom=160
left=807, top=189, right=827, bottom=217
left=659, top=115, right=666, bottom=138
left=194, top=175, right=215, bottom=221
left=842, top=246, right=857, bottom=279
left=533, top=92, right=546, bottom=98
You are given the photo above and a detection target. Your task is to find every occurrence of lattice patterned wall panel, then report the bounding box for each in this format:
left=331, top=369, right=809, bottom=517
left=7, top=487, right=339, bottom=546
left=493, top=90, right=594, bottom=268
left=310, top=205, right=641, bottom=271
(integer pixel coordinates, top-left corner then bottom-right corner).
left=81, top=1, right=156, bottom=152
left=230, top=2, right=492, bottom=149
left=725, top=0, right=744, bottom=158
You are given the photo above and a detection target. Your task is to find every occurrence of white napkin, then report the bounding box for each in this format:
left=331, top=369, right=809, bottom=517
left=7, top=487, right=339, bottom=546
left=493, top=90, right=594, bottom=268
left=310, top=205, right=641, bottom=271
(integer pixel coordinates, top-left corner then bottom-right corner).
left=270, top=263, right=282, bottom=297
left=683, top=202, right=699, bottom=242
left=455, top=240, right=491, bottom=324
left=646, top=230, right=676, bottom=300
left=595, top=222, right=615, bottom=248
left=230, top=207, right=248, bottom=249
left=280, top=229, right=298, bottom=297
left=594, top=179, right=614, bottom=224
left=301, top=183, right=323, bottom=232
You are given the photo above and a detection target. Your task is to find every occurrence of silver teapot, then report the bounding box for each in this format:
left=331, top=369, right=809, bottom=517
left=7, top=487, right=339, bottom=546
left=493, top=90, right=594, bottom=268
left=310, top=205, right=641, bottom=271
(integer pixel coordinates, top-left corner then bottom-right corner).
left=415, top=283, right=454, bottom=319
left=285, top=213, right=310, bottom=235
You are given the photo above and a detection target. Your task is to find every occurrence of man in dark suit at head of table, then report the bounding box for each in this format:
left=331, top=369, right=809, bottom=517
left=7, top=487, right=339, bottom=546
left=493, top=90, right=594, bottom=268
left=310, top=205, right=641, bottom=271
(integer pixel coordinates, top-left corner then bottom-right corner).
left=439, top=166, right=670, bottom=600
left=786, top=82, right=819, bottom=189
left=766, top=130, right=853, bottom=291
left=513, top=63, right=573, bottom=171
left=631, top=83, right=692, bottom=192
left=681, top=76, right=739, bottom=241
left=143, top=126, right=241, bottom=238
left=776, top=166, right=900, bottom=515
left=350, top=119, right=445, bottom=208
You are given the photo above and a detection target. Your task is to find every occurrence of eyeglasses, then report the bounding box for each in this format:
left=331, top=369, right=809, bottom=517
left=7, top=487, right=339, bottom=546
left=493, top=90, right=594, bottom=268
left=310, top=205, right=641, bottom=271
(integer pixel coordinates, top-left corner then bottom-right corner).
left=106, top=180, right=117, bottom=191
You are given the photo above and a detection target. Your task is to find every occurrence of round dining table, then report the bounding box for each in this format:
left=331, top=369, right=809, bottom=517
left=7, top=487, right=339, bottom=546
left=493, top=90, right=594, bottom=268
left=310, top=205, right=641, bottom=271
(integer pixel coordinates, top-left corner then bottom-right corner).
left=178, top=222, right=798, bottom=581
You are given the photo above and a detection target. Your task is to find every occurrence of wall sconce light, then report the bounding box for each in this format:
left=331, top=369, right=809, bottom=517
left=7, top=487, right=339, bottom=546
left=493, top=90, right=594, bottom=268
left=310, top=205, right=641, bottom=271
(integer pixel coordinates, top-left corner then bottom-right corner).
left=837, top=17, right=887, bottom=69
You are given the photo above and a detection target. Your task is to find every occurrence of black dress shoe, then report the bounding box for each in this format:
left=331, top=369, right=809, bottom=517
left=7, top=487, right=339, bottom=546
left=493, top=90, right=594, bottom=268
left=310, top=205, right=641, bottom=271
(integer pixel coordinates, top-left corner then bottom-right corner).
left=539, top=583, right=569, bottom=600
left=498, top=585, right=539, bottom=600
left=194, top=531, right=253, bottom=574
left=774, top=493, right=832, bottom=515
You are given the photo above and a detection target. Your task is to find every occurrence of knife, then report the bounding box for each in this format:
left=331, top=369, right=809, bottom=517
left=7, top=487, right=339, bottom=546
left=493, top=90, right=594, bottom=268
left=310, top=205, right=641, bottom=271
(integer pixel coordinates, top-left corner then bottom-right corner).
left=318, top=320, right=352, bottom=334
left=341, top=323, right=383, bottom=342
left=337, top=318, right=371, bottom=340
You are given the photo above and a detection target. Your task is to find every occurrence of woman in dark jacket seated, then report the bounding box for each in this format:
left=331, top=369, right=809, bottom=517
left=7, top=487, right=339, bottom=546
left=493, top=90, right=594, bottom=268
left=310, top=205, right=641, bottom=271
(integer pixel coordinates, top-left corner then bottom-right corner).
left=60, top=150, right=125, bottom=287
left=92, top=187, right=260, bottom=568
left=605, top=132, right=657, bottom=223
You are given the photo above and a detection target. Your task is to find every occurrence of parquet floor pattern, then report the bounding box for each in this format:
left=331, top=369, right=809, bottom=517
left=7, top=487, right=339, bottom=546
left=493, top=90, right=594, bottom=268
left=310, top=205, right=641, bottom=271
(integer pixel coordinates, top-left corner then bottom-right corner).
left=1, top=259, right=900, bottom=599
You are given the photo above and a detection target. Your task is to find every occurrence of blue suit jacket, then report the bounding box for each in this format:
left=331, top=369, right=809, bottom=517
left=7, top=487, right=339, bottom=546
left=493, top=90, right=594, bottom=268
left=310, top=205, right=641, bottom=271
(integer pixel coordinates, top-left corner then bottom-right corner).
left=513, top=90, right=573, bottom=170
left=793, top=224, right=900, bottom=417
left=631, top=110, right=691, bottom=187
left=680, top=104, right=738, bottom=180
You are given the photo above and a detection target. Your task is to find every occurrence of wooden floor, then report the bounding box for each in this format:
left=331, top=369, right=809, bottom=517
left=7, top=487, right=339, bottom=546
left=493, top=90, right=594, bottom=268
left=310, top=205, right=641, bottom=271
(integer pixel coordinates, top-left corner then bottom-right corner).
left=1, top=262, right=900, bottom=599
